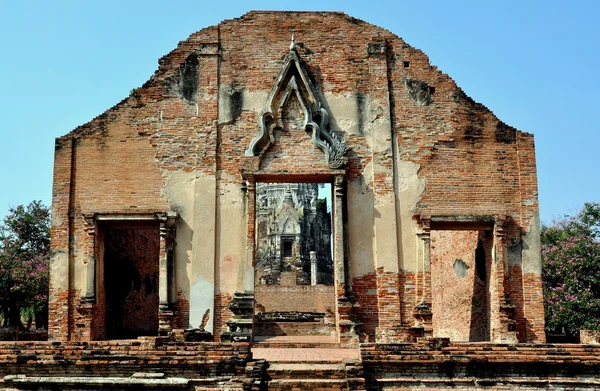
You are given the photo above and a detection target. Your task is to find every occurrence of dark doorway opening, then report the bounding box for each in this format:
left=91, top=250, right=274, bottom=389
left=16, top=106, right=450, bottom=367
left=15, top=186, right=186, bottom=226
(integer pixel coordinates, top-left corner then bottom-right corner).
left=103, top=222, right=159, bottom=339
left=282, top=239, right=293, bottom=258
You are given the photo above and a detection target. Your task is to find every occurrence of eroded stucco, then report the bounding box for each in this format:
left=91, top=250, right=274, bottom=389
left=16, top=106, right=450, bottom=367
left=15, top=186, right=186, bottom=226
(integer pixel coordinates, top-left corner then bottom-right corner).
left=521, top=213, right=542, bottom=275
left=162, top=170, right=216, bottom=331
left=323, top=93, right=365, bottom=136
left=348, top=173, right=375, bottom=278
left=49, top=250, right=69, bottom=300
left=218, top=88, right=269, bottom=124
left=396, top=160, right=425, bottom=273
left=216, top=175, right=247, bottom=296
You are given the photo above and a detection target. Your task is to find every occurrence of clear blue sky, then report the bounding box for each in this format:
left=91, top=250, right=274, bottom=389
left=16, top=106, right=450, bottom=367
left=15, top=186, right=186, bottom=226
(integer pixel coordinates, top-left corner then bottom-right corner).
left=0, top=0, right=598, bottom=224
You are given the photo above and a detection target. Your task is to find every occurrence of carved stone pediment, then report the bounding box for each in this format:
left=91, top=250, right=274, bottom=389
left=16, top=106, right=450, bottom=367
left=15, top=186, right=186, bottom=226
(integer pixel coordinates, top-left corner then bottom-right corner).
left=245, top=37, right=347, bottom=169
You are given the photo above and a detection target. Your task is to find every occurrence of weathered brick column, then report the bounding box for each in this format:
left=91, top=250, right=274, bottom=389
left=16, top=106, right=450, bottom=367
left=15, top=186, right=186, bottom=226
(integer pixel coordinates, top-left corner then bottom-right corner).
left=221, top=177, right=255, bottom=342
left=490, top=218, right=518, bottom=343
left=244, top=178, right=256, bottom=294
left=413, top=218, right=433, bottom=338
left=158, top=212, right=177, bottom=335
left=82, top=215, right=96, bottom=303
left=48, top=138, right=74, bottom=341
left=516, top=132, right=546, bottom=343
left=366, top=41, right=408, bottom=343
left=73, top=215, right=96, bottom=341
left=334, top=175, right=358, bottom=344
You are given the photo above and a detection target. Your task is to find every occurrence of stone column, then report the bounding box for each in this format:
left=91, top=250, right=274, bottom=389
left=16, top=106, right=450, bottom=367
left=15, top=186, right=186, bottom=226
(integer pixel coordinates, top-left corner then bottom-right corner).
left=490, top=218, right=518, bottom=343
left=158, top=212, right=177, bottom=335
left=310, top=251, right=317, bottom=286
left=333, top=175, right=358, bottom=344
left=413, top=218, right=432, bottom=338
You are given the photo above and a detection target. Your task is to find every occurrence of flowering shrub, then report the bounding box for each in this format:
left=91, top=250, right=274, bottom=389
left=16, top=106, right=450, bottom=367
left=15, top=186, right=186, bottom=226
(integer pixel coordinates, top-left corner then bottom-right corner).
left=542, top=202, right=600, bottom=336
left=0, top=201, right=50, bottom=329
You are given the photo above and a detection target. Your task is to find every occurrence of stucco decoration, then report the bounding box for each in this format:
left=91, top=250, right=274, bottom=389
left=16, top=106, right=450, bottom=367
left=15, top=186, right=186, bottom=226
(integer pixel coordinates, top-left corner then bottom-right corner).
left=405, top=78, right=433, bottom=106
left=245, top=36, right=347, bottom=169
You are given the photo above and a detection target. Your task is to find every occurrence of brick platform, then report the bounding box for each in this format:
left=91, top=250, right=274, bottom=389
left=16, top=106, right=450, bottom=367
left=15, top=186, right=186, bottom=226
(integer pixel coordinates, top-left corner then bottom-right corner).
left=361, top=342, right=600, bottom=390
left=0, top=340, right=253, bottom=390
left=0, top=340, right=599, bottom=389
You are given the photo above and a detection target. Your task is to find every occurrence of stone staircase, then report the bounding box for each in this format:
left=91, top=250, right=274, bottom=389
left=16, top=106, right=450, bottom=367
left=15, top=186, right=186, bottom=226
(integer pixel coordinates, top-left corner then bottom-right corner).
left=251, top=339, right=365, bottom=390
left=266, top=362, right=348, bottom=390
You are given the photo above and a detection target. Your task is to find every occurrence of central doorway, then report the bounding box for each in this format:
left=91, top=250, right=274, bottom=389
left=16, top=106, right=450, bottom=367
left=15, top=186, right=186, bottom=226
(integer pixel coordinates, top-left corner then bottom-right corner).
left=253, top=182, right=336, bottom=341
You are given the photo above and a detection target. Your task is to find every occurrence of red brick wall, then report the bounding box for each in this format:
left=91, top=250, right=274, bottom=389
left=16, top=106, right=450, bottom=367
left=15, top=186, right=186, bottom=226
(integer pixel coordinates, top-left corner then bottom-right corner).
left=0, top=340, right=250, bottom=381
left=213, top=293, right=232, bottom=342
left=352, top=273, right=378, bottom=341
left=255, top=285, right=335, bottom=313
left=361, top=342, right=600, bottom=390
left=431, top=230, right=492, bottom=341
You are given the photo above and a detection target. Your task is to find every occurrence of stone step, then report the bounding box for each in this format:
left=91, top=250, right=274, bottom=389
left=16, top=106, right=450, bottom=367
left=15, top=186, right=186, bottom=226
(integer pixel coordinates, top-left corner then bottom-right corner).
left=267, top=363, right=346, bottom=380
left=255, top=320, right=335, bottom=336
left=253, top=341, right=342, bottom=349
left=266, top=378, right=348, bottom=390
left=362, top=349, right=598, bottom=357
left=252, top=347, right=361, bottom=362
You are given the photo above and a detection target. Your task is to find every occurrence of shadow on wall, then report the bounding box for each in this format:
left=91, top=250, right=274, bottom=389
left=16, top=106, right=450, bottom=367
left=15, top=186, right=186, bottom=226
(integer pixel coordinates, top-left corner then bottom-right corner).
left=174, top=216, right=192, bottom=329
left=469, top=231, right=492, bottom=342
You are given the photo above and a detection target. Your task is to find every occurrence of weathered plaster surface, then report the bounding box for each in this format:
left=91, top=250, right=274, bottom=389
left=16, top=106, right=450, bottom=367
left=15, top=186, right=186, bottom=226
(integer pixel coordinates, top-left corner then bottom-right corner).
left=49, top=251, right=69, bottom=299
left=348, top=168, right=375, bottom=278
left=162, top=170, right=216, bottom=331
left=507, top=242, right=523, bottom=267
left=373, top=191, right=400, bottom=272
left=323, top=93, right=363, bottom=136
left=216, top=176, right=247, bottom=295
left=521, top=213, right=542, bottom=275
left=218, top=88, right=269, bottom=124
left=396, top=160, right=425, bottom=273
left=72, top=231, right=85, bottom=293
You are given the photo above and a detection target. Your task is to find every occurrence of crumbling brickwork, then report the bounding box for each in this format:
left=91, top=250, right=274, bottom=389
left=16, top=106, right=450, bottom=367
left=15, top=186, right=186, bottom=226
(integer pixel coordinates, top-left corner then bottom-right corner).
left=0, top=340, right=251, bottom=390
left=254, top=284, right=335, bottom=313
left=49, top=11, right=545, bottom=344
left=431, top=230, right=492, bottom=341
left=0, top=341, right=598, bottom=390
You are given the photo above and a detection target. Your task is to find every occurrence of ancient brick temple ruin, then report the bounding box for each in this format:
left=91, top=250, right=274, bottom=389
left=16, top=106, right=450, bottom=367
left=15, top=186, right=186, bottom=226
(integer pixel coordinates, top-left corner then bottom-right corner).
left=4, top=10, right=592, bottom=391
left=48, top=10, right=545, bottom=345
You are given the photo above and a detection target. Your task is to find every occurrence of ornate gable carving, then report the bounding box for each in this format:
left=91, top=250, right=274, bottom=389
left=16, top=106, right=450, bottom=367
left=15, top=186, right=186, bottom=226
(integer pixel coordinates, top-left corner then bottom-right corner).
left=245, top=37, right=347, bottom=169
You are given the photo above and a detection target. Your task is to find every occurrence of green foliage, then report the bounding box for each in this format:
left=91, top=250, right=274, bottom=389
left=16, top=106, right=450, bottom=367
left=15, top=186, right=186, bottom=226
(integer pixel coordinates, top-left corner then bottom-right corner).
left=0, top=201, right=50, bottom=329
left=542, top=202, right=600, bottom=336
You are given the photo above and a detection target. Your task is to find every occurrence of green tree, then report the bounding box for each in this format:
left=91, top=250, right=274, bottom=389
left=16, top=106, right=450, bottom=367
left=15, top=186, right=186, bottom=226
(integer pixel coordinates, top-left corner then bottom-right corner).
left=0, top=201, right=50, bottom=329
left=542, top=202, right=600, bottom=337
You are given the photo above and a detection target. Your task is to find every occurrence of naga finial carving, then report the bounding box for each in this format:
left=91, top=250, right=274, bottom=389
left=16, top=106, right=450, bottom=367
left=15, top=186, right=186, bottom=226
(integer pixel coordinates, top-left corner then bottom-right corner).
left=245, top=38, right=347, bottom=169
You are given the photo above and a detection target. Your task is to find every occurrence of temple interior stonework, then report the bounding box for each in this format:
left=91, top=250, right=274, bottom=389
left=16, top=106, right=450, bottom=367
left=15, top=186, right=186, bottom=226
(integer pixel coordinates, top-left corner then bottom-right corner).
left=3, top=10, right=593, bottom=391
